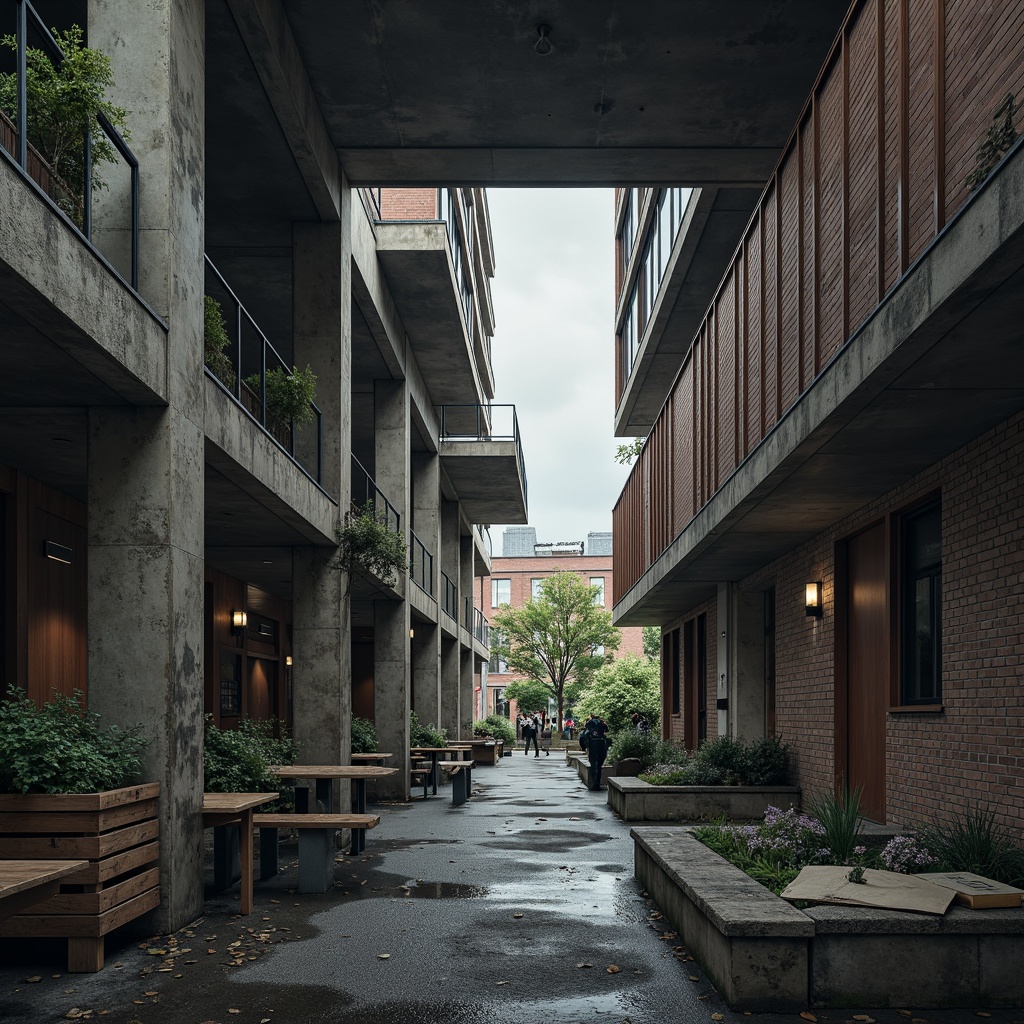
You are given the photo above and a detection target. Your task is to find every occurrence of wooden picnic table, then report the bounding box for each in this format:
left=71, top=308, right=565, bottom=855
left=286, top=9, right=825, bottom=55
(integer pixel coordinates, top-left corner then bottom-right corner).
left=201, top=792, right=277, bottom=915
left=267, top=765, right=398, bottom=854
left=0, top=860, right=89, bottom=922
left=410, top=746, right=472, bottom=795
left=350, top=752, right=393, bottom=765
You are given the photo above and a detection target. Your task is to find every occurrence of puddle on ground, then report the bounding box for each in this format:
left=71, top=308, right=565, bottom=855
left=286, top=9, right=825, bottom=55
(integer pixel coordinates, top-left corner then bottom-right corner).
left=397, top=879, right=489, bottom=900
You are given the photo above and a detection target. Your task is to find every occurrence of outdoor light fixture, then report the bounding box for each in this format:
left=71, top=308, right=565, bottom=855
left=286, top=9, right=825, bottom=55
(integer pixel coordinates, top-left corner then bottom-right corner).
left=44, top=540, right=73, bottom=564
left=805, top=582, right=823, bottom=618
left=231, top=609, right=247, bottom=632
left=534, top=24, right=553, bottom=55
left=409, top=628, right=415, bottom=639
left=285, top=655, right=293, bottom=667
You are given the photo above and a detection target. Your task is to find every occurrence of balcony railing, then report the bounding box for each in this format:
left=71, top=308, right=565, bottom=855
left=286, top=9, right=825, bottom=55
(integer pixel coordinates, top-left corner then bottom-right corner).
left=440, top=570, right=459, bottom=622
left=473, top=608, right=489, bottom=646
left=204, top=255, right=324, bottom=487
left=409, top=530, right=434, bottom=598
left=437, top=404, right=528, bottom=509
left=1, top=0, right=140, bottom=289
left=350, top=455, right=400, bottom=534
left=462, top=595, right=472, bottom=633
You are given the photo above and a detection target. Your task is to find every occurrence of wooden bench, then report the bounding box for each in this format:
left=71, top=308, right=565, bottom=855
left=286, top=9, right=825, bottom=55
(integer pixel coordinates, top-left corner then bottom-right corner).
left=410, top=767, right=431, bottom=799
left=253, top=813, right=379, bottom=893
left=438, top=762, right=473, bottom=806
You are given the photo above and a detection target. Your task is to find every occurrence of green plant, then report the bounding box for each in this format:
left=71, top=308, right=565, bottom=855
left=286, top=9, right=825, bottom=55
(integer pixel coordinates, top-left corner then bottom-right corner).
left=335, top=501, right=409, bottom=592
left=351, top=716, right=378, bottom=755
left=0, top=25, right=130, bottom=224
left=475, top=714, right=515, bottom=745
left=203, top=295, right=236, bottom=388
left=614, top=437, right=645, bottom=465
left=203, top=716, right=297, bottom=809
left=502, top=678, right=549, bottom=715
left=607, top=730, right=658, bottom=765
left=917, top=806, right=1024, bottom=887
left=966, top=93, right=1020, bottom=190
left=243, top=364, right=317, bottom=427
left=807, top=786, right=864, bottom=865
left=409, top=710, right=447, bottom=748
left=742, top=736, right=791, bottom=786
left=573, top=654, right=660, bottom=735
left=0, top=686, right=147, bottom=794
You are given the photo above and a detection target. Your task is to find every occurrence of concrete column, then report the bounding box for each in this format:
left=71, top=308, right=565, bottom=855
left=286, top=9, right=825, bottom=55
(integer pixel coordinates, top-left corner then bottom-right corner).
left=733, top=590, right=768, bottom=743
left=459, top=532, right=476, bottom=737
left=410, top=452, right=441, bottom=723
left=373, top=379, right=410, bottom=797
left=87, top=0, right=205, bottom=932
left=439, top=636, right=460, bottom=736
left=460, top=648, right=475, bottom=739
left=291, top=214, right=352, bottom=786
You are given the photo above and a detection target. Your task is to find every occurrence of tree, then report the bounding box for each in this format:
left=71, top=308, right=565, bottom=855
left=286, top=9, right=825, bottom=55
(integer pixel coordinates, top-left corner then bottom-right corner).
left=614, top=437, right=645, bottom=465
left=491, top=572, right=620, bottom=730
left=642, top=625, right=661, bottom=661
left=573, top=654, right=660, bottom=735
left=502, top=679, right=549, bottom=716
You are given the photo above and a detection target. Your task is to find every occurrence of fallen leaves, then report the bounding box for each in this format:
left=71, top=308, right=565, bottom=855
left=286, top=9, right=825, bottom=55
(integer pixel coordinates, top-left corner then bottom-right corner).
left=606, top=965, right=620, bottom=974
left=377, top=953, right=391, bottom=960
left=576, top=963, right=593, bottom=969
left=800, top=1014, right=818, bottom=1022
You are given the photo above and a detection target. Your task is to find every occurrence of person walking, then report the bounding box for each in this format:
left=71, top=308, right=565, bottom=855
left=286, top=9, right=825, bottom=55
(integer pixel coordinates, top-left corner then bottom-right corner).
left=540, top=716, right=552, bottom=756
left=584, top=712, right=609, bottom=790
left=522, top=715, right=539, bottom=757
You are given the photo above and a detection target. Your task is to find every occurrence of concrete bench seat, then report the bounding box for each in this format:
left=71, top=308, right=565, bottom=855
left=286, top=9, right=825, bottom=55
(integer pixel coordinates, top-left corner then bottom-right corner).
left=253, top=813, right=379, bottom=893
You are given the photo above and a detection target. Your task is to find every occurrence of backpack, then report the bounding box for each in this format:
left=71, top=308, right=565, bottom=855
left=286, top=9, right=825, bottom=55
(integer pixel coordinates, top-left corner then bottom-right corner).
left=578, top=725, right=590, bottom=750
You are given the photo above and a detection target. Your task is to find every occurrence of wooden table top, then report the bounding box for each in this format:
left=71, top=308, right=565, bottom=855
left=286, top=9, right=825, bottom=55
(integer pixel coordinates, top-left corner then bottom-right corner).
left=202, top=793, right=279, bottom=815
left=268, top=765, right=398, bottom=780
left=0, top=860, right=89, bottom=899
left=350, top=753, right=394, bottom=761
left=410, top=746, right=457, bottom=753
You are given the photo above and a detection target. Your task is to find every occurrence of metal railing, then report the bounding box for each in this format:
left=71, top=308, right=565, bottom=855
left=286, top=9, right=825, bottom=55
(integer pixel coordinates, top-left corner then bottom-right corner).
left=204, top=255, right=324, bottom=487
left=440, top=570, right=459, bottom=622
left=350, top=455, right=400, bottom=533
left=364, top=187, right=382, bottom=219
left=437, top=404, right=528, bottom=509
left=409, top=531, right=434, bottom=597
left=463, top=595, right=473, bottom=633
left=476, top=525, right=493, bottom=558
left=473, top=608, right=489, bottom=646
left=3, top=0, right=140, bottom=289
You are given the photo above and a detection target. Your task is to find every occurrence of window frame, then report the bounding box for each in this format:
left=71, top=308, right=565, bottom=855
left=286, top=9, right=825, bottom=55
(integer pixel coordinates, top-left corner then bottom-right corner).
left=590, top=576, right=605, bottom=606
left=897, top=497, right=942, bottom=707
left=491, top=577, right=510, bottom=607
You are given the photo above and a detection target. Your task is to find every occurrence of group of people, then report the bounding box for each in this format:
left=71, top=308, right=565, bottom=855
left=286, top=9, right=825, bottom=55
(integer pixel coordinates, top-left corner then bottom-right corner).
left=517, top=713, right=552, bottom=757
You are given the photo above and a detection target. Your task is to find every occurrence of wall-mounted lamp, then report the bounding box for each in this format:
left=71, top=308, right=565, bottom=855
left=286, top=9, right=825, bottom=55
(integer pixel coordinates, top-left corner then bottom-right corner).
left=805, top=581, right=823, bottom=618
left=231, top=609, right=247, bottom=633
left=409, top=628, right=415, bottom=639
left=44, top=540, right=73, bottom=564
left=285, top=655, right=293, bottom=667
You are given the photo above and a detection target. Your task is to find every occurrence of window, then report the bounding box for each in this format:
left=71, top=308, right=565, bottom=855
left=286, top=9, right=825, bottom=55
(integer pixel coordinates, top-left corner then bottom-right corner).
left=590, top=577, right=605, bottom=605
left=531, top=578, right=544, bottom=598
left=900, top=500, right=942, bottom=705
left=491, top=578, right=510, bottom=607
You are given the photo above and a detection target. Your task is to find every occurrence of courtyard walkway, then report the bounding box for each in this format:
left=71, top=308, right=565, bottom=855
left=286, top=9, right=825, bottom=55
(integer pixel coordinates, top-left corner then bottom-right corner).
left=1, top=754, right=1020, bottom=1024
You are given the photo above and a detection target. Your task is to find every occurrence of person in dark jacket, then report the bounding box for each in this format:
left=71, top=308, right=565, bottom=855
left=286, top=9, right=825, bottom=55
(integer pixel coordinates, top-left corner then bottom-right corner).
left=522, top=715, right=539, bottom=757
left=584, top=713, right=609, bottom=789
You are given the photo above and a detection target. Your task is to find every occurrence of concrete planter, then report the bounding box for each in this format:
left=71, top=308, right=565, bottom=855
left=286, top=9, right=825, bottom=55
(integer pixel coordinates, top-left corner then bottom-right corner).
left=609, top=776, right=801, bottom=821
left=633, top=827, right=1024, bottom=1009
left=0, top=784, right=161, bottom=972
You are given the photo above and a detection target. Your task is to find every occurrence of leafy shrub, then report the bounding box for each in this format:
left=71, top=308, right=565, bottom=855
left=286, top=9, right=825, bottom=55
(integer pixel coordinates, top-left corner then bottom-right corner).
left=409, top=710, right=447, bottom=748
left=335, top=501, right=409, bottom=591
left=351, top=716, right=378, bottom=754
left=203, top=295, right=236, bottom=388
left=608, top=731, right=658, bottom=765
left=743, top=736, right=791, bottom=786
left=244, top=364, right=317, bottom=426
left=637, top=735, right=790, bottom=786
left=573, top=654, right=660, bottom=735
left=0, top=687, right=147, bottom=794
left=475, top=714, right=515, bottom=745
left=917, top=806, right=1024, bottom=887
left=204, top=716, right=297, bottom=809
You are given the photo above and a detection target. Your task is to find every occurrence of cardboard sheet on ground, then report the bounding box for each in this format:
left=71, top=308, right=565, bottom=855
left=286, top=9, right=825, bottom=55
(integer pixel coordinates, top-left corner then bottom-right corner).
left=781, top=866, right=956, bottom=915
left=918, top=871, right=1024, bottom=908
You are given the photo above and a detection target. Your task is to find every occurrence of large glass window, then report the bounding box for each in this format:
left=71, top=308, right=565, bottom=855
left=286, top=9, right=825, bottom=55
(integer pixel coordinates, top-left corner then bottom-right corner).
left=531, top=578, right=544, bottom=598
left=590, top=577, right=605, bottom=606
left=900, top=500, right=942, bottom=705
left=491, top=578, right=510, bottom=607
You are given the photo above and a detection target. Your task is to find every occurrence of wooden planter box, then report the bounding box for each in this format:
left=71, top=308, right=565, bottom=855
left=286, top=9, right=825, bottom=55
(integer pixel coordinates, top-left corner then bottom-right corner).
left=471, top=740, right=501, bottom=765
left=0, top=783, right=160, bottom=972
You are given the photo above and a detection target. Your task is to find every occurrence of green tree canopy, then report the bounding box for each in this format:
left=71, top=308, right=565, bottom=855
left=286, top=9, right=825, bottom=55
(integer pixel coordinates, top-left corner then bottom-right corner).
left=642, top=625, right=661, bottom=661
left=574, top=654, right=660, bottom=735
left=502, top=679, right=550, bottom=716
left=491, top=572, right=621, bottom=728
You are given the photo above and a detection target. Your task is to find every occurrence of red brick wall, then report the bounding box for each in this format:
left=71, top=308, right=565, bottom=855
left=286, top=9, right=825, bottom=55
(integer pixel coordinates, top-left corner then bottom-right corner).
left=379, top=188, right=438, bottom=220
left=661, top=600, right=717, bottom=748
left=667, top=410, right=1024, bottom=829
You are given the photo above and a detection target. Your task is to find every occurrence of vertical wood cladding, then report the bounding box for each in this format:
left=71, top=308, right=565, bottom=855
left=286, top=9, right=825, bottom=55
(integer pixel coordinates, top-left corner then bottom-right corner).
left=613, top=0, right=1024, bottom=600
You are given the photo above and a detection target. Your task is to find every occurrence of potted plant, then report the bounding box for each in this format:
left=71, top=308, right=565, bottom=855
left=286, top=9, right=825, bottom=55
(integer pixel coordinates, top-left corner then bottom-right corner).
left=243, top=364, right=317, bottom=443
left=203, top=295, right=236, bottom=388
left=0, top=687, right=157, bottom=972
left=335, top=500, right=409, bottom=593
left=351, top=717, right=379, bottom=755
left=0, top=25, right=131, bottom=226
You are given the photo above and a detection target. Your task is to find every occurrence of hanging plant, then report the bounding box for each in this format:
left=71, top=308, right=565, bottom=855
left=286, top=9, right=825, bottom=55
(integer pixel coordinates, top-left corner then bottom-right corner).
left=335, top=501, right=409, bottom=592
left=203, top=295, right=236, bottom=388
left=243, top=364, right=317, bottom=429
left=0, top=25, right=131, bottom=224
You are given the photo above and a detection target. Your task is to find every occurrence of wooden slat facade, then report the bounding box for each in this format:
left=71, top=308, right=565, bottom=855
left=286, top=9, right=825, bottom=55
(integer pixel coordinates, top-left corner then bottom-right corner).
left=613, top=0, right=1024, bottom=604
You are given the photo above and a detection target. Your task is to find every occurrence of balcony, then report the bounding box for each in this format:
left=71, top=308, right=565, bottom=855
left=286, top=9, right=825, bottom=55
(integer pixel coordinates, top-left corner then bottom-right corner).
left=437, top=405, right=528, bottom=525
left=372, top=188, right=482, bottom=405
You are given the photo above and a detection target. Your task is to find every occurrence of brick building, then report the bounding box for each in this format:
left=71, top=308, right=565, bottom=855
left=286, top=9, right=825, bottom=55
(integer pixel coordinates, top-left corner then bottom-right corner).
left=478, top=549, right=645, bottom=722
left=611, top=1, right=1024, bottom=828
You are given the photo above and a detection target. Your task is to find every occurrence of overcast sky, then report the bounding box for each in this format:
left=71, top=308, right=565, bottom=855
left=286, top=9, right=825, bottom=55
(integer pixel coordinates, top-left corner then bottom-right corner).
left=486, top=188, right=634, bottom=555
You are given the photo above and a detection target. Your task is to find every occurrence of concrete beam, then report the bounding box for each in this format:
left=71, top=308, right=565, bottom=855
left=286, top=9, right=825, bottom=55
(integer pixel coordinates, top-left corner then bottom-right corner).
left=226, top=0, right=342, bottom=221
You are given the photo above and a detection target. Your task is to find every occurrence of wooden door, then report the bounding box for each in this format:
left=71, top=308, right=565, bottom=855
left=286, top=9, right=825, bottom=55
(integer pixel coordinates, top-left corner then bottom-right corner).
left=247, top=658, right=274, bottom=722
left=845, top=522, right=888, bottom=822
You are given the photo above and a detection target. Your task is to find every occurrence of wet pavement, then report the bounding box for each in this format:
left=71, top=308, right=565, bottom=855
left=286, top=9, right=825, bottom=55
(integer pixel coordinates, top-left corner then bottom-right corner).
left=1, top=751, right=1022, bottom=1024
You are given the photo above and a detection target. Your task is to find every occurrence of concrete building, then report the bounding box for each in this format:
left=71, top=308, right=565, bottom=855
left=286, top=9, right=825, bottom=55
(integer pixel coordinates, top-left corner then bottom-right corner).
left=480, top=552, right=645, bottom=720
left=611, top=3, right=1024, bottom=829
